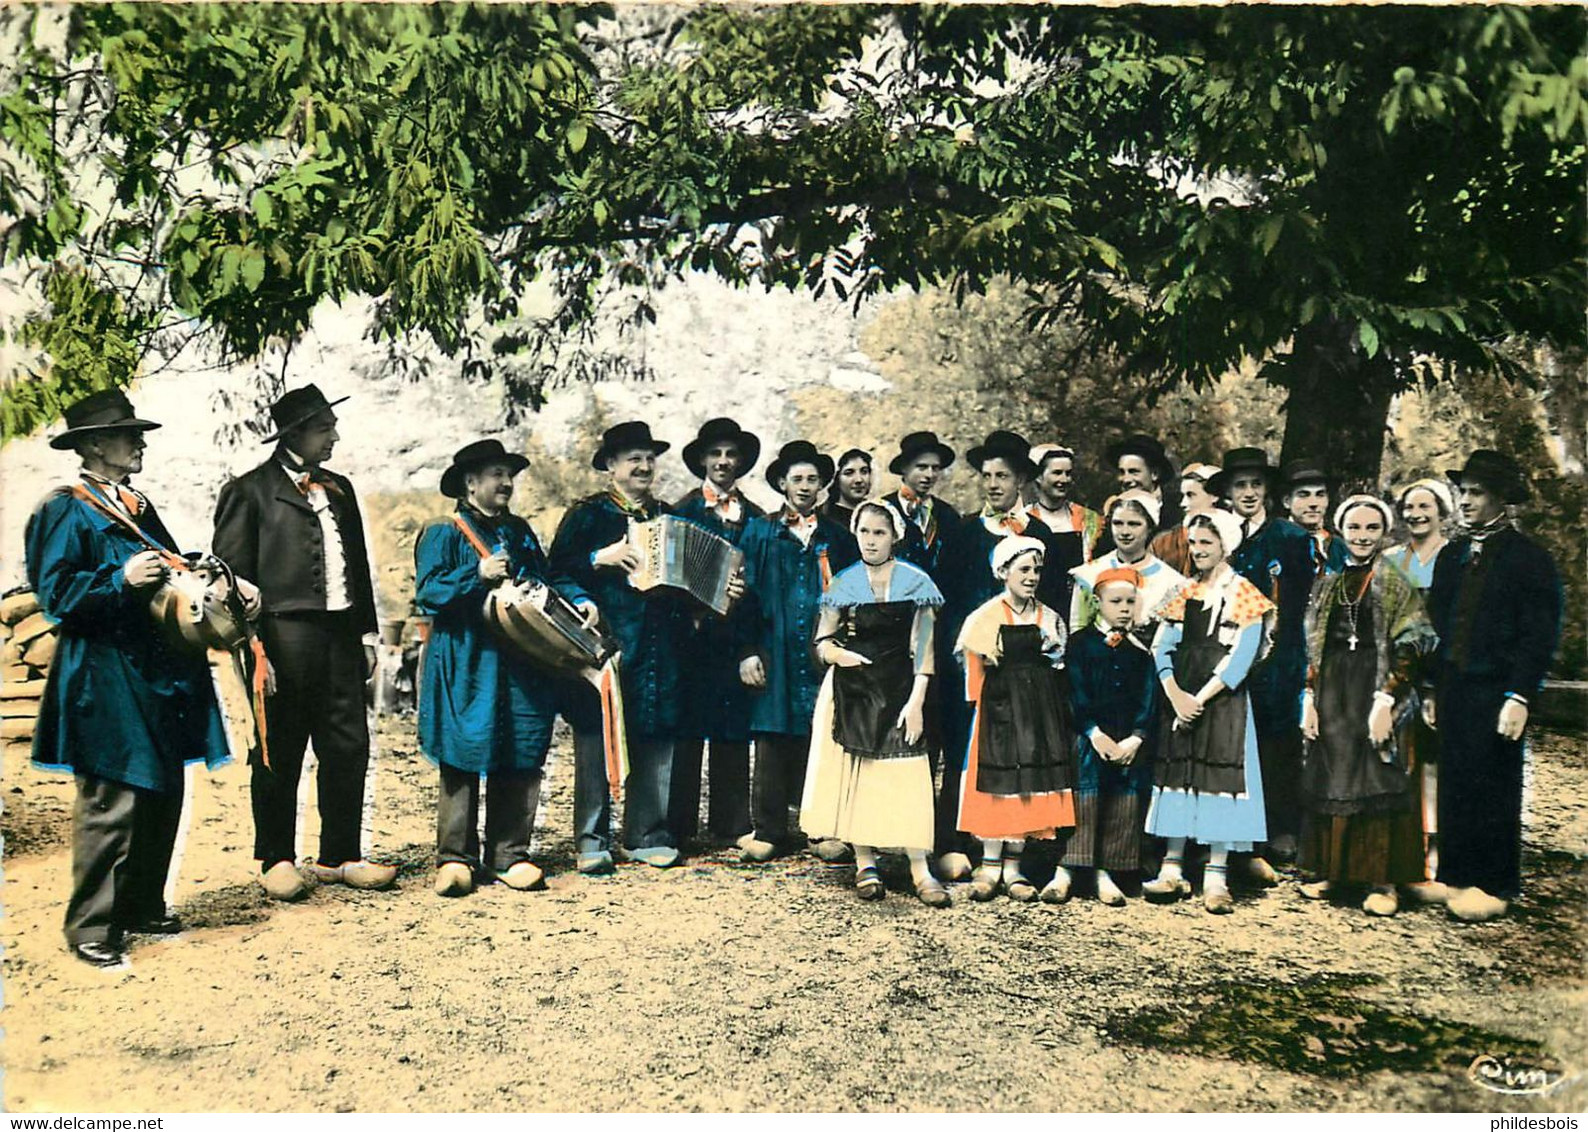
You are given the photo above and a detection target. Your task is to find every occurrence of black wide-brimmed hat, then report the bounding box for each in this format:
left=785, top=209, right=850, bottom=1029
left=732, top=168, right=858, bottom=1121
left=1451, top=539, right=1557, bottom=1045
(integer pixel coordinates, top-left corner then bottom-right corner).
left=965, top=429, right=1035, bottom=478
left=439, top=439, right=531, bottom=499
left=1105, top=433, right=1176, bottom=486
left=1446, top=449, right=1531, bottom=504
left=592, top=421, right=670, bottom=471
left=49, top=389, right=162, bottom=450
left=1281, top=458, right=1329, bottom=492
left=766, top=440, right=835, bottom=489
left=888, top=431, right=956, bottom=475
left=682, top=418, right=761, bottom=480
left=262, top=383, right=350, bottom=443
left=1208, top=446, right=1281, bottom=499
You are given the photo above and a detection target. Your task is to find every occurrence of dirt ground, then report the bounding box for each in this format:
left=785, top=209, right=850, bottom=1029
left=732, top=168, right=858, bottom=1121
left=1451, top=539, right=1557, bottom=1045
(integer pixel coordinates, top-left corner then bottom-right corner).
left=2, top=719, right=1584, bottom=1114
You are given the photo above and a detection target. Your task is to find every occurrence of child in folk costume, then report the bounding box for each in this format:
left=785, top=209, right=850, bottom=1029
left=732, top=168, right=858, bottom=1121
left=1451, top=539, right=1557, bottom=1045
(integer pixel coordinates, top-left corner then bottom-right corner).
left=1059, top=567, right=1161, bottom=906
left=1297, top=495, right=1438, bottom=918
left=801, top=500, right=950, bottom=907
left=415, top=441, right=598, bottom=896
left=953, top=536, right=1075, bottom=903
left=1143, top=509, right=1277, bottom=914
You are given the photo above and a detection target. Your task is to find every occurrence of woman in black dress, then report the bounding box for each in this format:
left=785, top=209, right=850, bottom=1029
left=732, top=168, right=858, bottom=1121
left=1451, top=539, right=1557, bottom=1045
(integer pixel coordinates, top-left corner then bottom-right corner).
left=1298, top=495, right=1438, bottom=917
left=801, top=500, right=950, bottom=907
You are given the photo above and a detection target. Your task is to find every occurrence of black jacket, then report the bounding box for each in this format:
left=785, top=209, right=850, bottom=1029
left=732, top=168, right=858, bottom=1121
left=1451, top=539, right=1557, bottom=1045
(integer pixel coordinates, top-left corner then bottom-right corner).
left=212, top=454, right=378, bottom=634
left=1427, top=525, right=1561, bottom=695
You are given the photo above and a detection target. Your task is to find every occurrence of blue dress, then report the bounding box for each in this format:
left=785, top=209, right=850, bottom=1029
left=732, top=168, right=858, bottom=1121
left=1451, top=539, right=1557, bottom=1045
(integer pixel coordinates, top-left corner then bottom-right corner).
left=415, top=505, right=589, bottom=775
left=736, top=512, right=859, bottom=737
left=26, top=485, right=228, bottom=793
left=1145, top=581, right=1270, bottom=848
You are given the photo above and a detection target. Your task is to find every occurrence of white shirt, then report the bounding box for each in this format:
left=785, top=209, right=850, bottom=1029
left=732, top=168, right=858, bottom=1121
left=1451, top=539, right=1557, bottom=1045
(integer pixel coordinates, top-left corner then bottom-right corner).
left=279, top=451, right=351, bottom=613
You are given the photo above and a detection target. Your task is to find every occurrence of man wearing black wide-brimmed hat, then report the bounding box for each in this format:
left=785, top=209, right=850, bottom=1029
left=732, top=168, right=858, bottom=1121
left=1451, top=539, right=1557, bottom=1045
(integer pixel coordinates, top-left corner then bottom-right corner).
left=882, top=431, right=961, bottom=580
left=1281, top=458, right=1347, bottom=574
left=734, top=439, right=860, bottom=862
left=27, top=390, right=234, bottom=967
left=668, top=418, right=765, bottom=848
left=550, top=420, right=732, bottom=870
left=213, top=384, right=396, bottom=900
left=1209, top=446, right=1317, bottom=879
left=1426, top=450, right=1561, bottom=922
left=1105, top=434, right=1183, bottom=532
left=416, top=439, right=597, bottom=896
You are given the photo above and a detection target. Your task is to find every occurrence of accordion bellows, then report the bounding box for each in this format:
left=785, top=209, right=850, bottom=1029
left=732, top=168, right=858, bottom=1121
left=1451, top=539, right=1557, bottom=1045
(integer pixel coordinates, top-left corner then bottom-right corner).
left=627, top=515, right=743, bottom=615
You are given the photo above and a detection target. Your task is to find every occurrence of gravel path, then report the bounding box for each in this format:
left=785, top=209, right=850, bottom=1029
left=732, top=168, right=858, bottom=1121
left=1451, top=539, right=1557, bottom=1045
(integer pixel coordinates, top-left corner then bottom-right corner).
left=2, top=723, right=1583, bottom=1113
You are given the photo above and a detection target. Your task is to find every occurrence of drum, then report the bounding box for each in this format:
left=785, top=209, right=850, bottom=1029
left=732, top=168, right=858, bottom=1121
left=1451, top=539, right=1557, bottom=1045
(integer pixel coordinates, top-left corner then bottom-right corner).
left=149, top=553, right=247, bottom=652
left=486, top=579, right=618, bottom=678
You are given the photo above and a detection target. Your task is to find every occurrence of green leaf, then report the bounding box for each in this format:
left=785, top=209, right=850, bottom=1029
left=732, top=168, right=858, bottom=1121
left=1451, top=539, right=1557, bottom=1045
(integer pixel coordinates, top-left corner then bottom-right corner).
left=1357, top=319, right=1380, bottom=358
left=241, top=249, right=266, bottom=292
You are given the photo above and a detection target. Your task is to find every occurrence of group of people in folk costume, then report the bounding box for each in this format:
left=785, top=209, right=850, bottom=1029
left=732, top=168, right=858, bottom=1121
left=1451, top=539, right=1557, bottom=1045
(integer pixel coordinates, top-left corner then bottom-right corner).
left=25, top=386, right=1563, bottom=969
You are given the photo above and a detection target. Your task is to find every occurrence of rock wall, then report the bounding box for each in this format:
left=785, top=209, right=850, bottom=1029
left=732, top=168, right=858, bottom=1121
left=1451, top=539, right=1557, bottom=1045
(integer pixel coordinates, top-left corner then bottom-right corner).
left=0, top=275, right=893, bottom=613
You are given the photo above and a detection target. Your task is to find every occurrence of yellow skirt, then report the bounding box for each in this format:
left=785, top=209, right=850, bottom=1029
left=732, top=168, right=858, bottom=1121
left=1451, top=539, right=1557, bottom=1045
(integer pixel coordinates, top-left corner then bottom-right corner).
left=799, top=672, right=935, bottom=851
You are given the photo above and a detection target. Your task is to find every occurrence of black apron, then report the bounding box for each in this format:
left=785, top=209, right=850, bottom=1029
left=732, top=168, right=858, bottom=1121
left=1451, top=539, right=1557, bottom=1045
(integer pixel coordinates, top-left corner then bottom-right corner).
left=832, top=602, right=926, bottom=760
left=1301, top=597, right=1416, bottom=816
left=1155, top=600, right=1248, bottom=795
left=973, top=623, right=1073, bottom=796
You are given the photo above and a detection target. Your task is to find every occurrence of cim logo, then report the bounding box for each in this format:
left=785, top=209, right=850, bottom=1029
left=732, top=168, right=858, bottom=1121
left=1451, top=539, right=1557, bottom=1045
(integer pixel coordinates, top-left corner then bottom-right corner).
left=1469, top=1054, right=1570, bottom=1096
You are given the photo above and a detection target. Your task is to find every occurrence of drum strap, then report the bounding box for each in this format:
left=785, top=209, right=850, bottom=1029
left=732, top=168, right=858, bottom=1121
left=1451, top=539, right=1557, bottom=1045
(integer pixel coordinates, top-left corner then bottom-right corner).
left=71, top=483, right=186, bottom=568
left=74, top=483, right=274, bottom=768
left=451, top=514, right=495, bottom=559
left=452, top=513, right=630, bottom=803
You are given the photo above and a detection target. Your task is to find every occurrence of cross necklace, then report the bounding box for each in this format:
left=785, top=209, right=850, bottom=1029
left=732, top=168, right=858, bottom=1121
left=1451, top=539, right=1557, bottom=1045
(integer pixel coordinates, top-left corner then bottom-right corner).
left=1337, top=566, right=1375, bottom=651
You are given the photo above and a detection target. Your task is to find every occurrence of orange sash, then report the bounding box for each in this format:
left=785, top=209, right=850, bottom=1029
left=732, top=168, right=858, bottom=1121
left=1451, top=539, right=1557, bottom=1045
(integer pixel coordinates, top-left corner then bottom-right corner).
left=74, top=482, right=273, bottom=768
left=451, top=513, right=628, bottom=802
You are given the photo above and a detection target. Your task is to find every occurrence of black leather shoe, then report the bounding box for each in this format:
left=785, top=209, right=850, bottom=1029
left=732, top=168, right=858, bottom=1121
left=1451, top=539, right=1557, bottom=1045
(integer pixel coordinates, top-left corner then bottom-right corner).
left=71, top=941, right=127, bottom=968
left=129, top=914, right=183, bottom=935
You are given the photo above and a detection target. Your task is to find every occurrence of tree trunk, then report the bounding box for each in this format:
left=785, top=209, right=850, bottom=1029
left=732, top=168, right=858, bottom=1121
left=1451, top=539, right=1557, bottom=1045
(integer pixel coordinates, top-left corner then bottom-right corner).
left=1279, top=317, right=1397, bottom=493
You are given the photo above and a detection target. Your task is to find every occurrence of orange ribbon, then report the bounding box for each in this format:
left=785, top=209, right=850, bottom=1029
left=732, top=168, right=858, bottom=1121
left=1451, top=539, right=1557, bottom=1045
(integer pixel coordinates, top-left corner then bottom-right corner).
left=250, top=636, right=272, bottom=769
left=71, top=483, right=185, bottom=568
left=292, top=470, right=344, bottom=498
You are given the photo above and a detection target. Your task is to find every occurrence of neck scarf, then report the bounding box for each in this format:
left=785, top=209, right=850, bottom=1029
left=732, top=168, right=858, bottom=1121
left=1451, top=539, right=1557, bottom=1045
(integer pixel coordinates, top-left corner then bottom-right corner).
left=1464, top=510, right=1513, bottom=564
left=291, top=467, right=344, bottom=499
left=980, top=503, right=1027, bottom=536
left=781, top=503, right=818, bottom=547
left=607, top=488, right=651, bottom=518
left=702, top=480, right=743, bottom=524
left=81, top=471, right=145, bottom=517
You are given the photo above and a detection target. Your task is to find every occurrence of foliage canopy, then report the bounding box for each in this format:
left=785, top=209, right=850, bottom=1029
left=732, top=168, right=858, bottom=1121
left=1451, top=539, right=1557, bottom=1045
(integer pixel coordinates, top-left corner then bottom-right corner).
left=1, top=3, right=1582, bottom=455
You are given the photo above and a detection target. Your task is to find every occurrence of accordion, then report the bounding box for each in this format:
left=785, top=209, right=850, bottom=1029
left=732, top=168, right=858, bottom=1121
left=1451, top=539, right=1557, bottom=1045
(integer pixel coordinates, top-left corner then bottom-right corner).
left=486, top=580, right=618, bottom=679
left=149, top=553, right=248, bottom=653
left=627, top=515, right=743, bottom=615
